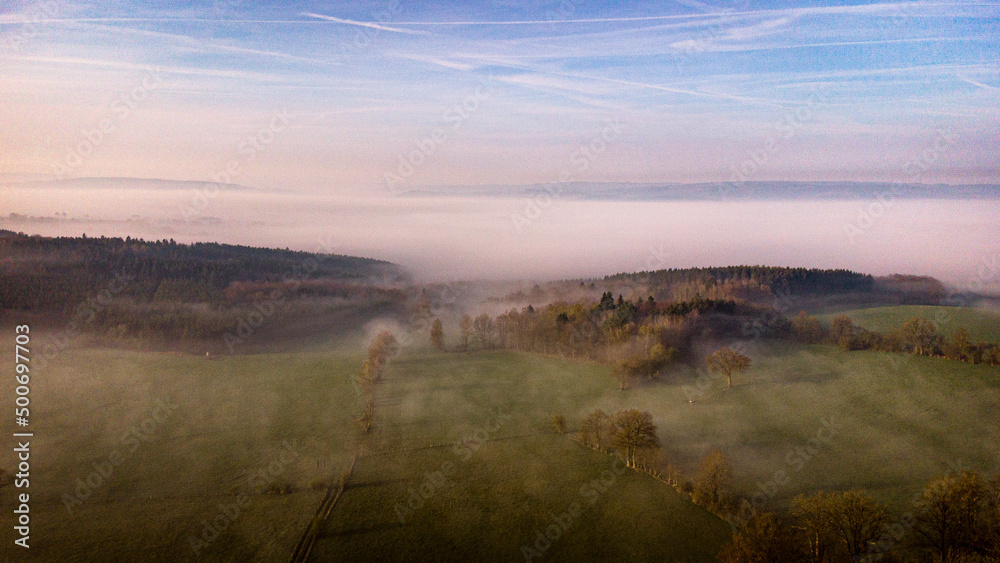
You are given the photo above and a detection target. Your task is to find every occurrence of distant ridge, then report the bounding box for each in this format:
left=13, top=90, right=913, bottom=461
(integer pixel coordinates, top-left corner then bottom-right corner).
left=0, top=177, right=282, bottom=193
left=398, top=181, right=999, bottom=201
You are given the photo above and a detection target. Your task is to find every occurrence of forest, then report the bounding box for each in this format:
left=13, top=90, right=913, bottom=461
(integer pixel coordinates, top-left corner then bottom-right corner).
left=0, top=230, right=406, bottom=340
left=0, top=230, right=402, bottom=311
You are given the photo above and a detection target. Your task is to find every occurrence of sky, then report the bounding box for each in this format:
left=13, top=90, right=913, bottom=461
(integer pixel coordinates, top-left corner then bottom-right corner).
left=1, top=0, right=999, bottom=194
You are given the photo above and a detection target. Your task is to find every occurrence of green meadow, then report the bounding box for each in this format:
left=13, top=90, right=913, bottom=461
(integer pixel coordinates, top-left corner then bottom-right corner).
left=817, top=304, right=1000, bottom=343
left=2, top=334, right=998, bottom=561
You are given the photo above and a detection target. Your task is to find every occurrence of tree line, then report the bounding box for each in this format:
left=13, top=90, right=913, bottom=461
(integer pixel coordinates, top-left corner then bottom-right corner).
left=718, top=469, right=1000, bottom=562
left=355, top=331, right=399, bottom=433
left=0, top=230, right=400, bottom=312
left=569, top=404, right=1000, bottom=562
left=430, top=298, right=999, bottom=391
left=823, top=314, right=1000, bottom=367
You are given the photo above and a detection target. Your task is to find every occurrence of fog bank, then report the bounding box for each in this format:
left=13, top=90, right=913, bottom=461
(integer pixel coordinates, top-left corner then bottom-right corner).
left=2, top=186, right=998, bottom=290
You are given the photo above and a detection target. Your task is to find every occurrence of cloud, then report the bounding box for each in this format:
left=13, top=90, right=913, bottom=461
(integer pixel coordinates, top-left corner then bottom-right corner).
left=300, top=12, right=431, bottom=35
left=957, top=75, right=1000, bottom=91
left=8, top=56, right=288, bottom=82
left=396, top=53, right=476, bottom=70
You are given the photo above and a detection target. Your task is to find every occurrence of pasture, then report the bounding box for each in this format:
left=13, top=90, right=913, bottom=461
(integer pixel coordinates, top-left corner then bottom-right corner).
left=817, top=304, right=1000, bottom=343
left=2, top=331, right=998, bottom=561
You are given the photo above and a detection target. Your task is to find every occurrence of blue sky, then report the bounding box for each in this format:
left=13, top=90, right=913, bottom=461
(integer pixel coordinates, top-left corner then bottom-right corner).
left=1, top=1, right=998, bottom=193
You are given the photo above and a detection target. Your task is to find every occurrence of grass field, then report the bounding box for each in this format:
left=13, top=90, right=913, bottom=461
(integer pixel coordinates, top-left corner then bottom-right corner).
left=2, top=330, right=998, bottom=561
left=0, top=343, right=364, bottom=562
left=311, top=351, right=731, bottom=562
left=817, top=305, right=1000, bottom=343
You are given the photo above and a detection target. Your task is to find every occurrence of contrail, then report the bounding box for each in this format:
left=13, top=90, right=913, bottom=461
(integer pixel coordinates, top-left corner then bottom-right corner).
left=300, top=12, right=430, bottom=35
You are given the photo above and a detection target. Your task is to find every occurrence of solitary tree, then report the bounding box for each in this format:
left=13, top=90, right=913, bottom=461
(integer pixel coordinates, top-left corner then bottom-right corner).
left=609, top=409, right=660, bottom=468
left=693, top=448, right=733, bottom=512
left=430, top=318, right=445, bottom=351
left=707, top=347, right=751, bottom=388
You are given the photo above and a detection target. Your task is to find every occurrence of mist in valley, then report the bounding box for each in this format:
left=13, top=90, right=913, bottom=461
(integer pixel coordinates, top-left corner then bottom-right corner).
left=3, top=182, right=999, bottom=291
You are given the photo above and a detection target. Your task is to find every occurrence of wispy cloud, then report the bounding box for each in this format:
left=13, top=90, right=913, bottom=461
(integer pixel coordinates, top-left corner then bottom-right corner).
left=2, top=0, right=997, bottom=188
left=957, top=75, right=1000, bottom=91
left=300, top=12, right=431, bottom=35
left=396, top=53, right=476, bottom=70
left=8, top=56, right=288, bottom=82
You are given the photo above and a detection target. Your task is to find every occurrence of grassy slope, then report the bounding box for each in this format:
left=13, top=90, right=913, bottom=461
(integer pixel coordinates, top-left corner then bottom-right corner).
left=0, top=344, right=363, bottom=562
left=0, top=341, right=732, bottom=562
left=311, top=351, right=731, bottom=562
left=817, top=305, right=1000, bottom=343
left=3, top=337, right=997, bottom=560
left=585, top=342, right=1000, bottom=511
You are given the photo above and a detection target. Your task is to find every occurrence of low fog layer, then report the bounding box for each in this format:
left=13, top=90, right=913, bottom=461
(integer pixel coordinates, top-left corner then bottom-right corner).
left=2, top=183, right=998, bottom=290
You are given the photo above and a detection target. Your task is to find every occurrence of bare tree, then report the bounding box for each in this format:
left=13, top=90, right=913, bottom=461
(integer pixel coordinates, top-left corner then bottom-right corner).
left=579, top=408, right=609, bottom=449
left=609, top=409, right=660, bottom=468
left=793, top=492, right=839, bottom=563
left=827, top=490, right=888, bottom=560
left=693, top=448, right=733, bottom=512
left=472, top=313, right=495, bottom=349
left=913, top=470, right=988, bottom=561
left=707, top=347, right=751, bottom=388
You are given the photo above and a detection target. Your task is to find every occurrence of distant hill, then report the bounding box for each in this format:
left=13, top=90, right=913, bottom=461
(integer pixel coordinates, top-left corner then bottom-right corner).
left=494, top=266, right=951, bottom=313
left=0, top=177, right=277, bottom=192
left=0, top=230, right=404, bottom=311
left=399, top=181, right=999, bottom=201
left=603, top=265, right=877, bottom=296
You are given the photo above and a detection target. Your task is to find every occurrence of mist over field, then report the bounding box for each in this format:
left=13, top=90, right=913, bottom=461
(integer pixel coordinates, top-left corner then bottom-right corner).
left=3, top=0, right=1000, bottom=561
left=2, top=182, right=999, bottom=288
